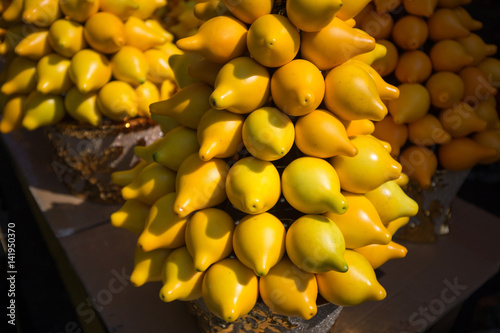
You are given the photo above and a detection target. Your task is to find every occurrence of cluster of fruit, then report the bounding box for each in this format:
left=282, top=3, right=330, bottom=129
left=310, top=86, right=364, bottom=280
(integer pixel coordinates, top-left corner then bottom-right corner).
left=111, top=0, right=420, bottom=323
left=0, top=0, right=195, bottom=133
left=355, top=0, right=500, bottom=189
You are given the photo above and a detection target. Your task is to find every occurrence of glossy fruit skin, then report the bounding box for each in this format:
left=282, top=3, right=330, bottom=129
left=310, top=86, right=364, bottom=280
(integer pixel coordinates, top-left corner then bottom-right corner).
left=111, top=160, right=148, bottom=187
left=160, top=247, right=205, bottom=302
left=388, top=83, right=431, bottom=124
left=110, top=198, right=150, bottom=235
left=426, top=71, right=465, bottom=109
left=371, top=39, right=399, bottom=77
left=135, top=81, right=160, bottom=117
left=286, top=214, right=347, bottom=274
left=316, top=250, right=387, bottom=307
left=21, top=91, right=65, bottom=130
left=354, top=241, right=408, bottom=269
left=202, top=258, right=259, bottom=322
left=324, top=193, right=391, bottom=249
left=111, top=46, right=149, bottom=86
left=259, top=256, right=318, bottom=319
left=124, top=16, right=166, bottom=51
left=330, top=135, right=402, bottom=194
left=137, top=192, right=189, bottom=251
left=0, top=95, right=27, bottom=133
left=153, top=126, right=200, bottom=171
left=391, top=15, right=428, bottom=50
left=185, top=208, right=234, bottom=272
left=282, top=157, right=348, bottom=215
left=270, top=59, right=325, bottom=117
left=36, top=53, right=73, bottom=94
left=429, top=39, right=474, bottom=72
left=131, top=247, right=172, bottom=287
left=68, top=49, right=112, bottom=94
left=427, top=8, right=470, bottom=41
left=226, top=157, right=281, bottom=215
left=439, top=102, right=487, bottom=138
left=407, top=114, right=452, bottom=146
left=348, top=59, right=400, bottom=101
left=59, top=0, right=99, bottom=22
left=395, top=50, right=433, bottom=84
left=64, top=86, right=102, bottom=126
left=399, top=145, right=438, bottom=189
left=14, top=29, right=53, bottom=60
left=221, top=0, right=273, bottom=24
left=438, top=137, right=497, bottom=171
left=83, top=12, right=126, bottom=54
left=96, top=81, right=138, bottom=121
left=286, top=0, right=342, bottom=32
left=403, top=0, right=437, bottom=17
left=1, top=56, right=37, bottom=95
left=473, top=130, right=500, bottom=164
left=242, top=106, right=295, bottom=161
left=233, top=212, right=286, bottom=276
left=48, top=18, right=87, bottom=58
left=336, top=0, right=371, bottom=20
left=372, top=115, right=409, bottom=157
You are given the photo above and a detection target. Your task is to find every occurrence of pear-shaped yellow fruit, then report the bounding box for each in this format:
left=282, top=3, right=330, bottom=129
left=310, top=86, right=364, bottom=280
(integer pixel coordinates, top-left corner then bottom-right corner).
left=270, top=59, right=325, bottom=117
left=336, top=0, right=372, bottom=20
left=286, top=0, right=342, bottom=32
left=429, top=39, right=474, bottom=72
left=110, top=199, right=150, bottom=235
left=331, top=135, right=402, bottom=194
left=456, top=33, right=497, bottom=66
left=324, top=193, right=391, bottom=249
left=153, top=126, right=199, bottom=171
left=286, top=214, right=347, bottom=273
left=22, top=0, right=61, bottom=27
left=316, top=250, right=387, bottom=306
left=135, top=80, right=159, bottom=117
left=221, top=0, right=272, bottom=24
left=242, top=106, right=295, bottom=161
left=187, top=57, right=224, bottom=87
left=202, top=258, right=258, bottom=322
left=124, top=16, right=166, bottom=51
left=159, top=247, right=204, bottom=302
left=133, top=138, right=166, bottom=163
left=96, top=81, right=138, bottom=121
left=439, top=101, right=487, bottom=138
left=388, top=83, right=431, bottom=124
left=137, top=192, right=189, bottom=251
left=295, top=109, right=358, bottom=159
left=386, top=216, right=410, bottom=235
left=210, top=56, right=270, bottom=114
left=48, top=18, right=87, bottom=58
left=428, top=8, right=471, bottom=41
left=36, top=53, right=72, bottom=94
left=111, top=46, right=149, bottom=86
left=22, top=91, right=65, bottom=130
left=143, top=48, right=177, bottom=85
left=348, top=59, right=400, bottom=101
left=197, top=108, right=244, bottom=161
left=0, top=95, right=27, bottom=134
left=131, top=0, right=166, bottom=20
left=438, top=137, right=497, bottom=171
left=68, top=49, right=112, bottom=94
left=364, top=180, right=419, bottom=224
left=342, top=118, right=375, bottom=137
left=185, top=208, right=234, bottom=272
left=399, top=145, right=438, bottom=189
left=1, top=56, right=37, bottom=95
left=111, top=159, right=149, bottom=187
left=130, top=246, right=172, bottom=287
left=226, top=157, right=281, bottom=215
left=372, top=115, right=409, bottom=157
left=59, top=0, right=99, bottom=22
left=14, top=29, right=53, bottom=60
left=83, top=12, right=126, bottom=54
left=407, top=113, right=452, bottom=146
left=121, top=162, right=176, bottom=205
left=282, top=156, right=348, bottom=215
left=233, top=212, right=285, bottom=276
left=259, top=256, right=318, bottom=319
left=174, top=153, right=229, bottom=218
left=354, top=242, right=408, bottom=269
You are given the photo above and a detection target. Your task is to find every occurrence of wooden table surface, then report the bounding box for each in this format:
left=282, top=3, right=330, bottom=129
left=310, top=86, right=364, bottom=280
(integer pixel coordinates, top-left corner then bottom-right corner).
left=2, top=128, right=500, bottom=333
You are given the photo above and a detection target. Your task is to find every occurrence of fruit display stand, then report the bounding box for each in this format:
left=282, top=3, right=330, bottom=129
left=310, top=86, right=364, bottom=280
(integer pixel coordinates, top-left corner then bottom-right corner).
left=2, top=127, right=500, bottom=332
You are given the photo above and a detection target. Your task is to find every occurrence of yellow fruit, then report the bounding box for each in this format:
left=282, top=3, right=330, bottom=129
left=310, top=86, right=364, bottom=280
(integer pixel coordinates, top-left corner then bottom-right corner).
left=388, top=83, right=431, bottom=124
left=459, top=66, right=497, bottom=102
left=233, top=212, right=285, bottom=276
left=270, top=59, right=325, bottom=117
left=372, top=115, right=408, bottom=157
left=22, top=0, right=61, bottom=27
left=153, top=126, right=199, bottom=171
left=2, top=0, right=24, bottom=22
left=342, top=118, right=375, bottom=137
left=96, top=81, right=138, bottom=121
left=110, top=46, right=148, bottom=86
left=150, top=82, right=212, bottom=129
left=331, top=135, right=402, bottom=194
left=59, top=0, right=99, bottom=22
left=351, top=42, right=387, bottom=66
left=395, top=50, right=433, bottom=84
left=348, top=59, right=400, bottom=101
left=438, top=137, right=497, bottom=171
left=110, top=198, right=150, bottom=235
left=399, top=145, right=438, bottom=189
left=185, top=208, right=234, bottom=272
left=354, top=242, right=408, bottom=269
left=336, top=0, right=372, bottom=20
left=386, top=216, right=410, bottom=235
left=145, top=19, right=174, bottom=44
left=133, top=138, right=165, bottom=163
left=429, top=39, right=474, bottom=72
left=282, top=156, right=348, bottom=215
left=64, top=87, right=102, bottom=126
left=324, top=193, right=391, bottom=249
left=202, top=258, right=259, bottom=322
left=324, top=61, right=387, bottom=121
left=210, top=56, right=270, bottom=114
left=391, top=15, right=428, bottom=51
left=478, top=57, right=500, bottom=89
left=371, top=39, right=399, bottom=77
left=47, top=19, right=86, bottom=58
left=197, top=109, right=244, bottom=161
left=426, top=71, right=465, bottom=109
left=301, top=17, right=376, bottom=70
left=286, top=214, right=347, bottom=273
left=135, top=81, right=159, bottom=117
left=176, top=15, right=247, bottom=64
left=1, top=56, right=37, bottom=95
left=242, top=106, right=295, bottom=161
left=407, top=113, right=452, bottom=146
left=131, top=0, right=166, bottom=19
left=121, top=162, right=176, bottom=205
left=286, top=0, right=342, bottom=32
left=0, top=95, right=26, bottom=133
left=159, top=247, right=204, bottom=302
left=221, top=0, right=273, bottom=24
left=187, top=57, right=224, bottom=87
left=475, top=100, right=500, bottom=129
left=472, top=130, right=500, bottom=164
left=226, top=157, right=281, bottom=215
left=358, top=8, right=394, bottom=40
left=439, top=102, right=487, bottom=138
left=68, top=49, right=112, bottom=94
left=151, top=114, right=181, bottom=135
left=259, top=256, right=318, bottom=319
left=130, top=246, right=171, bottom=287
left=174, top=153, right=229, bottom=218
left=193, top=0, right=230, bottom=21
left=364, top=180, right=419, bottom=224
left=143, top=48, right=177, bottom=84
left=403, top=0, right=437, bottom=17
left=83, top=12, right=126, bottom=54
left=137, top=192, right=189, bottom=251
left=14, top=29, right=53, bottom=60
left=36, top=53, right=72, bottom=94
left=111, top=159, right=149, bottom=187
left=456, top=33, right=497, bottom=66
left=124, top=16, right=166, bottom=51
left=316, top=250, right=386, bottom=307
left=168, top=52, right=205, bottom=89
left=428, top=8, right=470, bottom=41
left=99, top=0, right=139, bottom=20
left=373, top=0, right=402, bottom=12
left=295, top=109, right=358, bottom=158
left=22, top=91, right=65, bottom=130
left=453, top=6, right=483, bottom=31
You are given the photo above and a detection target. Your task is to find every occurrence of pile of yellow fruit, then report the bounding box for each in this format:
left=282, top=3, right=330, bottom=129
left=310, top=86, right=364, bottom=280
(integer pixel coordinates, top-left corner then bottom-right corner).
left=355, top=0, right=500, bottom=189
left=111, top=0, right=421, bottom=324
left=0, top=0, right=202, bottom=133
